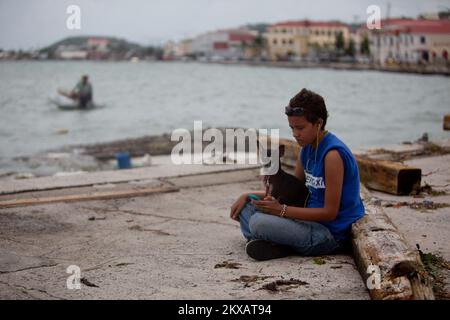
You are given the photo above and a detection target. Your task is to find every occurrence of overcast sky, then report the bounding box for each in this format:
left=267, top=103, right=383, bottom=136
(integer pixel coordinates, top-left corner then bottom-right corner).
left=1, top=0, right=450, bottom=50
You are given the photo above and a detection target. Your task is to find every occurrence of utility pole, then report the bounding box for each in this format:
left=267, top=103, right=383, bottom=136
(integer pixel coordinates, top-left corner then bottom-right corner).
left=386, top=1, right=391, bottom=22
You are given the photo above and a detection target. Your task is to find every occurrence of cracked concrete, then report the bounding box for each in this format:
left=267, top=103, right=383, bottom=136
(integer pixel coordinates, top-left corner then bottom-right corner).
left=4, top=150, right=448, bottom=300
left=0, top=163, right=369, bottom=300
left=2, top=142, right=449, bottom=300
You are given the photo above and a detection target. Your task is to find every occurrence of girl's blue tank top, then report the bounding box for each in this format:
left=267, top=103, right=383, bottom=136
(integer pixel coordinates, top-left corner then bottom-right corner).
left=300, top=131, right=365, bottom=241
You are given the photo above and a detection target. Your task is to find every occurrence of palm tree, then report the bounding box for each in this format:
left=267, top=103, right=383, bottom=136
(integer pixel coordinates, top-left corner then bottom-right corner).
left=335, top=31, right=345, bottom=55
left=346, top=39, right=356, bottom=57
left=360, top=34, right=370, bottom=56
left=241, top=34, right=266, bottom=60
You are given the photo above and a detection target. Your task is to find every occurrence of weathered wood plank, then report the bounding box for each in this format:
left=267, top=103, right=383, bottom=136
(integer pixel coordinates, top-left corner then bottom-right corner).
left=0, top=186, right=179, bottom=209
left=444, top=115, right=450, bottom=131
left=355, top=156, right=421, bottom=195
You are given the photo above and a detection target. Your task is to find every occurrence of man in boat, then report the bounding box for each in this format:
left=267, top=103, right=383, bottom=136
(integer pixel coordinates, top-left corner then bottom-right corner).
left=74, top=75, right=93, bottom=108
left=59, top=75, right=93, bottom=108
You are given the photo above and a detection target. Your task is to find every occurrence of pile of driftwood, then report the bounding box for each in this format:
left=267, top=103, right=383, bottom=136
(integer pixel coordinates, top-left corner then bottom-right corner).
left=70, top=127, right=254, bottom=161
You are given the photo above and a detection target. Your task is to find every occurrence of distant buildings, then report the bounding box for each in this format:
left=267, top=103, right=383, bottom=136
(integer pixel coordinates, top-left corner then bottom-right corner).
left=86, top=37, right=110, bottom=60
left=164, top=28, right=257, bottom=61
left=176, top=39, right=193, bottom=58
left=2, top=14, right=449, bottom=68
left=54, top=37, right=110, bottom=60
left=264, top=20, right=350, bottom=60
left=162, top=15, right=450, bottom=67
left=55, top=45, right=89, bottom=59
left=164, top=20, right=354, bottom=62
left=370, top=19, right=450, bottom=66
left=163, top=40, right=192, bottom=60
left=0, top=50, right=9, bottom=59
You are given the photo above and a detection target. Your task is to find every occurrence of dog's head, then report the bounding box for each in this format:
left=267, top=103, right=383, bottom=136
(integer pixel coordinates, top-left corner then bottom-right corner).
left=257, top=140, right=286, bottom=196
left=257, top=139, right=284, bottom=174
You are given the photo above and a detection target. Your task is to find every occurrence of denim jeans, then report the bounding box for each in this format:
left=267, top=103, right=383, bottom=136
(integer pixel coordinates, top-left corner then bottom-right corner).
left=239, top=202, right=340, bottom=256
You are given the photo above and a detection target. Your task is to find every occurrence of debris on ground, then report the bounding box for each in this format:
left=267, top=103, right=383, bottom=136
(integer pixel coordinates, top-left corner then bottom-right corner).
left=231, top=275, right=274, bottom=287
left=422, top=142, right=450, bottom=157
left=88, top=216, right=106, bottom=221
left=214, top=260, right=242, bottom=269
left=370, top=141, right=450, bottom=162
left=418, top=183, right=447, bottom=196
left=81, top=278, right=99, bottom=288
left=260, top=278, right=309, bottom=292
left=114, top=262, right=134, bottom=267
left=128, top=225, right=171, bottom=235
left=384, top=200, right=449, bottom=211
left=416, top=244, right=450, bottom=300
left=71, top=127, right=249, bottom=161
left=330, top=265, right=343, bottom=269
left=313, top=257, right=326, bottom=265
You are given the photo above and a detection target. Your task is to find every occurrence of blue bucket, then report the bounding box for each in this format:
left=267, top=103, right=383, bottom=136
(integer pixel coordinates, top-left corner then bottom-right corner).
left=116, top=152, right=132, bottom=169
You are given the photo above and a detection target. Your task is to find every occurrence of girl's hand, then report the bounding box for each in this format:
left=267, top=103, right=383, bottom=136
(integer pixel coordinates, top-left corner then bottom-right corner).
left=251, top=196, right=283, bottom=216
left=230, top=193, right=249, bottom=221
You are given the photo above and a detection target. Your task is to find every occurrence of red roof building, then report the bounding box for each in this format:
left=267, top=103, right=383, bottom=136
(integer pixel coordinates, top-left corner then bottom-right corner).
left=273, top=20, right=347, bottom=28
left=369, top=19, right=450, bottom=65
left=380, top=19, right=450, bottom=35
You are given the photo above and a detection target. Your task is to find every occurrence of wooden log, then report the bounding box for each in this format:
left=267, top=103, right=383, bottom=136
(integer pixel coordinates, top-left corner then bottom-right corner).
left=352, top=186, right=435, bottom=300
left=0, top=186, right=179, bottom=209
left=444, top=115, right=450, bottom=131
left=355, top=155, right=421, bottom=195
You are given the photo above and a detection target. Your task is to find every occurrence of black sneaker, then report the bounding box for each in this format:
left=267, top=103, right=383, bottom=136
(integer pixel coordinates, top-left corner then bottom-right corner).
left=332, top=239, right=353, bottom=255
left=245, top=239, right=295, bottom=261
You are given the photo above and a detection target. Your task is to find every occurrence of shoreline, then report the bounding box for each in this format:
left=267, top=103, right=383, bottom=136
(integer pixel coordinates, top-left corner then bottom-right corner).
left=198, top=60, right=450, bottom=77
left=2, top=130, right=449, bottom=181
left=2, top=59, right=450, bottom=76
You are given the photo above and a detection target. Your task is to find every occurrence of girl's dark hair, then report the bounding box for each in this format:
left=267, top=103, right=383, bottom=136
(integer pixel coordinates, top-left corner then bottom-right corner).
left=287, top=88, right=328, bottom=130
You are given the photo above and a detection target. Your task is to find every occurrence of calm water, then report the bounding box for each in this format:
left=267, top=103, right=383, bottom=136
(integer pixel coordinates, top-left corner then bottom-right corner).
left=1, top=61, right=449, bottom=173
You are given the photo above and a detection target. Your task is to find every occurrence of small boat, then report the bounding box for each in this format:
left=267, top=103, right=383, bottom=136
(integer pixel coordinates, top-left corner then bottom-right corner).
left=49, top=97, right=104, bottom=111
left=55, top=100, right=95, bottom=110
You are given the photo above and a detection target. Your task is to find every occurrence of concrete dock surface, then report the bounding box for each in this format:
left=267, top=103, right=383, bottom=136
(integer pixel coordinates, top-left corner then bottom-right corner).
left=1, top=142, right=449, bottom=300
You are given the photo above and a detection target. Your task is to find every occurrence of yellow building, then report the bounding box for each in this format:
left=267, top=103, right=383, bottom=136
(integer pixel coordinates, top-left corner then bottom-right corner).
left=265, top=20, right=350, bottom=60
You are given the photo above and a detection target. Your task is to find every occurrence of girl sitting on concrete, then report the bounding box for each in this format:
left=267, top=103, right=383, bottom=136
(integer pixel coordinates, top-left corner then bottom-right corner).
left=230, top=88, right=365, bottom=261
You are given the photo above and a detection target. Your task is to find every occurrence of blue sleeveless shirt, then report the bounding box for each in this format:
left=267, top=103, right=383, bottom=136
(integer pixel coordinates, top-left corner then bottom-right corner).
left=300, top=132, right=365, bottom=241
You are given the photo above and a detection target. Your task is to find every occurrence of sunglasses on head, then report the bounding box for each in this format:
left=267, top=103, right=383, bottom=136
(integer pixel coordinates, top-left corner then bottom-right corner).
left=285, top=106, right=305, bottom=116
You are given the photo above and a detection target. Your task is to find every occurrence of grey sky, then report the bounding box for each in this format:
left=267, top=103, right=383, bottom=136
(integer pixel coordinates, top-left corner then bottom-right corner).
left=1, top=0, right=450, bottom=50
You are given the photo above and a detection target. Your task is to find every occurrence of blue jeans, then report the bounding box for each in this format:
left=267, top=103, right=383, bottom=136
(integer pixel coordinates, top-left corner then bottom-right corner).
left=239, top=202, right=340, bottom=256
